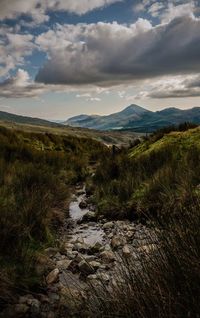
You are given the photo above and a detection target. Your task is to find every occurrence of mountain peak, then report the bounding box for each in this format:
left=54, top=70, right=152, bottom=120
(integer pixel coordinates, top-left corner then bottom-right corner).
left=120, top=104, right=149, bottom=115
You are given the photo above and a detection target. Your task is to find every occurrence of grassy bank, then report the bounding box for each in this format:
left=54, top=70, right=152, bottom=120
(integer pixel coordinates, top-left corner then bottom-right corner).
left=87, top=125, right=200, bottom=317
left=0, top=126, right=107, bottom=306
left=92, top=126, right=200, bottom=221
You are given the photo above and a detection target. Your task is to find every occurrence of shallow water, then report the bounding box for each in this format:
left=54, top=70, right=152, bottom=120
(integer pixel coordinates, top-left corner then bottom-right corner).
left=68, top=190, right=105, bottom=245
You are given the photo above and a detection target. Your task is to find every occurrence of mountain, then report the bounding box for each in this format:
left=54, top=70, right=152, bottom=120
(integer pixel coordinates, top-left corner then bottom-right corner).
left=64, top=104, right=150, bottom=130
left=63, top=105, right=200, bottom=132
left=0, top=110, right=61, bottom=127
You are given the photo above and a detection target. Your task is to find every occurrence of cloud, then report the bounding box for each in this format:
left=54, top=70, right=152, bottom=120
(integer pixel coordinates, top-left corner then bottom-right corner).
left=133, top=75, right=200, bottom=99
left=0, top=69, right=47, bottom=98
left=0, top=0, right=122, bottom=23
left=161, top=1, right=196, bottom=23
left=35, top=14, right=200, bottom=88
left=0, top=28, right=35, bottom=78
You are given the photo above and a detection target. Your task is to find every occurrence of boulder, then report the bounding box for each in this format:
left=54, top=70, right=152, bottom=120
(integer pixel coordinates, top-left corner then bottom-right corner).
left=78, top=260, right=94, bottom=275
left=88, top=261, right=101, bottom=270
left=81, top=211, right=97, bottom=222
left=122, top=245, right=131, bottom=258
left=27, top=298, right=41, bottom=316
left=102, top=222, right=114, bottom=230
left=46, top=268, right=60, bottom=285
left=79, top=200, right=88, bottom=209
left=88, top=242, right=102, bottom=254
left=99, top=251, right=115, bottom=263
left=73, top=242, right=88, bottom=253
left=97, top=273, right=110, bottom=283
left=56, top=259, right=72, bottom=270
left=111, top=235, right=126, bottom=249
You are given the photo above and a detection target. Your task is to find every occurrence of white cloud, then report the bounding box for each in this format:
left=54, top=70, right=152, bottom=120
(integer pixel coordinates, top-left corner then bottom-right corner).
left=161, top=2, right=196, bottom=23
left=0, top=29, right=35, bottom=78
left=148, top=2, right=165, bottom=17
left=132, top=75, right=200, bottom=99
left=0, top=69, right=48, bottom=98
left=0, top=0, right=122, bottom=23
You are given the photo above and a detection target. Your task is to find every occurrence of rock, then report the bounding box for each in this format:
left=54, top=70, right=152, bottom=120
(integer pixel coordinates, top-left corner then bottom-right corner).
left=138, top=244, right=157, bottom=254
left=15, top=304, right=29, bottom=315
left=99, top=251, right=115, bottom=263
left=75, top=237, right=85, bottom=244
left=88, top=261, right=101, bottom=270
left=97, top=273, right=110, bottom=283
left=44, top=247, right=58, bottom=257
left=79, top=200, right=87, bottom=209
left=88, top=242, right=102, bottom=254
left=111, top=235, right=126, bottom=249
left=47, top=312, right=55, bottom=318
left=76, top=189, right=85, bottom=195
left=59, top=286, right=86, bottom=311
left=27, top=299, right=40, bottom=316
left=73, top=242, right=88, bottom=253
left=56, top=259, right=72, bottom=270
left=87, top=274, right=97, bottom=281
left=102, top=222, right=114, bottom=230
left=78, top=260, right=95, bottom=275
left=126, top=231, right=134, bottom=239
left=108, top=233, right=113, bottom=239
left=19, top=294, right=34, bottom=304
left=122, top=245, right=131, bottom=257
left=35, top=254, right=55, bottom=275
left=46, top=268, right=59, bottom=285
left=81, top=211, right=97, bottom=222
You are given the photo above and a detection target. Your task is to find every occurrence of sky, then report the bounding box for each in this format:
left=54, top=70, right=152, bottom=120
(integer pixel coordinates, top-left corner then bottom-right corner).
left=0, top=0, right=200, bottom=120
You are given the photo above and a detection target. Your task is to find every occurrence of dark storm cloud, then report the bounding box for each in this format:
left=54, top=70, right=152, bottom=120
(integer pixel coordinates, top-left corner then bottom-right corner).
left=35, top=15, right=200, bottom=87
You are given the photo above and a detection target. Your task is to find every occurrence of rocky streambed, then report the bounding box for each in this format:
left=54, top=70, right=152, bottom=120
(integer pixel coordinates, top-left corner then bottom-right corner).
left=7, top=185, right=158, bottom=318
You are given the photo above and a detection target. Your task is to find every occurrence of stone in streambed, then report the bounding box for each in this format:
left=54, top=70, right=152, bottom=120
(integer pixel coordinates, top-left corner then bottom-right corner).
left=102, top=222, right=114, bottom=230
left=79, top=200, right=88, bottom=209
left=122, top=245, right=131, bottom=257
left=56, top=259, right=72, bottom=270
left=46, top=268, right=60, bottom=285
left=81, top=211, right=97, bottom=222
left=99, top=251, right=115, bottom=263
left=111, top=235, right=126, bottom=249
left=78, top=260, right=95, bottom=275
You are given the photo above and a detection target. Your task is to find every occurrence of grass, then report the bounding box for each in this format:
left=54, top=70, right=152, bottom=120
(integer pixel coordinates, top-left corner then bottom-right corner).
left=87, top=202, right=200, bottom=318
left=86, top=125, right=200, bottom=318
left=92, top=126, right=200, bottom=221
left=0, top=125, right=108, bottom=306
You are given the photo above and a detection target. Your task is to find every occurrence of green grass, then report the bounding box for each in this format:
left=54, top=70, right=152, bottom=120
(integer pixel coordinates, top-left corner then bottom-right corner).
left=0, top=125, right=108, bottom=305
left=93, top=127, right=200, bottom=220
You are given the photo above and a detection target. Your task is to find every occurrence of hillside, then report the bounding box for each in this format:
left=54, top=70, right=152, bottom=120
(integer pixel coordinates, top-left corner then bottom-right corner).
left=64, top=105, right=200, bottom=132
left=0, top=120, right=140, bottom=147
left=0, top=110, right=60, bottom=127
left=92, top=126, right=200, bottom=219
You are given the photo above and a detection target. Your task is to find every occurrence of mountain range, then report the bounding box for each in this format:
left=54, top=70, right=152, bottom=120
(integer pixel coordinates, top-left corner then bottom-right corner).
left=0, top=105, right=200, bottom=133
left=63, top=105, right=200, bottom=132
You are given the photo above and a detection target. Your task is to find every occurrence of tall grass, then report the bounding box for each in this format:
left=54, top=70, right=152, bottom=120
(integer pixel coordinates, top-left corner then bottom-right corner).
left=0, top=125, right=108, bottom=306
left=93, top=127, right=200, bottom=221
left=86, top=201, right=200, bottom=318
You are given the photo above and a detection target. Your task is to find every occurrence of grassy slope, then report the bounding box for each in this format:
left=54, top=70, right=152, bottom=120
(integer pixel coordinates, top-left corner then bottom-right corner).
left=88, top=127, right=200, bottom=318
left=93, top=127, right=200, bottom=219
left=130, top=127, right=200, bottom=158
left=0, top=125, right=108, bottom=305
left=0, top=120, right=140, bottom=147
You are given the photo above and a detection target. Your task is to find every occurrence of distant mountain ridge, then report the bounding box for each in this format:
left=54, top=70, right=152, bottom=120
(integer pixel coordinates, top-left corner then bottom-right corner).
left=63, top=105, right=200, bottom=132
left=0, top=110, right=61, bottom=127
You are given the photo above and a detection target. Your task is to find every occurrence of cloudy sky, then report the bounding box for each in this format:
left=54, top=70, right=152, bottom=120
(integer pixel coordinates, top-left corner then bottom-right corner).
left=0, top=0, right=200, bottom=119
